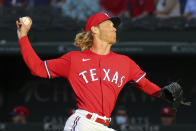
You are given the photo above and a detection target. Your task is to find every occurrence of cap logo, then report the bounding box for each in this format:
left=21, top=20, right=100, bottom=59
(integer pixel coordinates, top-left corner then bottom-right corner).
left=164, top=108, right=169, bottom=113
left=104, top=13, right=110, bottom=18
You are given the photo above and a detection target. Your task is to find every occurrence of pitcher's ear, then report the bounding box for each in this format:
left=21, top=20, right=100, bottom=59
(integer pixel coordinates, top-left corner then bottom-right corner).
left=91, top=26, right=99, bottom=34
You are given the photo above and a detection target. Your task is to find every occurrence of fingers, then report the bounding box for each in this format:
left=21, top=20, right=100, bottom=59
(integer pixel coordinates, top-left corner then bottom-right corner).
left=19, top=17, right=24, bottom=25
left=16, top=17, right=23, bottom=28
left=17, top=16, right=33, bottom=31
left=16, top=21, right=19, bottom=28
left=16, top=20, right=21, bottom=29
left=16, top=16, right=32, bottom=39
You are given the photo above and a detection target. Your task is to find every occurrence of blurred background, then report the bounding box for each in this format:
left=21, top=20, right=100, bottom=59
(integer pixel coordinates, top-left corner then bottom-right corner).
left=0, top=0, right=196, bottom=131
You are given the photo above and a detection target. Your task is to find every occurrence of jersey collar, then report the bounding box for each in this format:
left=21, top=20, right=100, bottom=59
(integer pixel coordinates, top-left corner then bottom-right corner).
left=84, top=49, right=113, bottom=57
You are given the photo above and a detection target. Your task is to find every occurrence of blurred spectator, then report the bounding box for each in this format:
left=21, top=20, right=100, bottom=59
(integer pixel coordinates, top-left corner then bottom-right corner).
left=100, top=0, right=128, bottom=16
left=160, top=107, right=175, bottom=126
left=179, top=0, right=187, bottom=14
left=10, top=106, right=29, bottom=125
left=184, top=0, right=196, bottom=20
left=0, top=0, right=5, bottom=15
left=50, top=0, right=65, bottom=12
left=27, top=0, right=51, bottom=8
left=155, top=0, right=181, bottom=19
left=61, top=0, right=100, bottom=22
left=5, top=0, right=27, bottom=7
left=111, top=106, right=130, bottom=131
left=129, top=0, right=155, bottom=20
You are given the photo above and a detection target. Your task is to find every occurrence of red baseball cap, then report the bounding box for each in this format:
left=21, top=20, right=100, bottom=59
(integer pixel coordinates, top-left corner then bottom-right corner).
left=11, top=106, right=30, bottom=117
left=85, top=13, right=121, bottom=32
left=160, top=107, right=174, bottom=116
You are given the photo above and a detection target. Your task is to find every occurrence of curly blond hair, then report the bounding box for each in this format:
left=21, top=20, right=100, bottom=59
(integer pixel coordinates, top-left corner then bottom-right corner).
left=74, top=31, right=93, bottom=51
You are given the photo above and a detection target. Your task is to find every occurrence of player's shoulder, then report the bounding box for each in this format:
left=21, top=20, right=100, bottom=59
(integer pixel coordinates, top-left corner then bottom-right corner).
left=59, top=51, right=82, bottom=60
left=112, top=52, right=131, bottom=60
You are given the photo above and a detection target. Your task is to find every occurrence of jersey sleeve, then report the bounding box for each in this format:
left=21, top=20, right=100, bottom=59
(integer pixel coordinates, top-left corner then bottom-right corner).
left=134, top=77, right=161, bottom=98
left=45, top=52, right=71, bottom=79
left=18, top=36, right=71, bottom=79
left=18, top=36, right=48, bottom=78
left=128, top=58, right=146, bottom=83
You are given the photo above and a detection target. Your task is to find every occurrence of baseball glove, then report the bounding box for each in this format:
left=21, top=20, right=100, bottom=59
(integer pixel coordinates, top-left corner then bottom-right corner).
left=160, top=82, right=191, bottom=113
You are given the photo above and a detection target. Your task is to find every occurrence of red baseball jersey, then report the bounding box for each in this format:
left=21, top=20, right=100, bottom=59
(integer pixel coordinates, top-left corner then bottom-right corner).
left=18, top=36, right=161, bottom=118
left=45, top=49, right=145, bottom=117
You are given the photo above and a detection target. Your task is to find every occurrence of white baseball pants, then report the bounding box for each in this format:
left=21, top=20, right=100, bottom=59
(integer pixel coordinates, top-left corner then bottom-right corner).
left=63, top=109, right=116, bottom=131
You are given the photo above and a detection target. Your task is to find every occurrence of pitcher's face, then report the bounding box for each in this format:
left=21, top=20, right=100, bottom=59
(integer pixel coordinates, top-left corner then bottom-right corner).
left=97, top=20, right=117, bottom=45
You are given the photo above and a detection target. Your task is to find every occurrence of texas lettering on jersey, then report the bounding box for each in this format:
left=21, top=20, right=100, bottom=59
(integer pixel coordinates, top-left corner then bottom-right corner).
left=43, top=49, right=145, bottom=117
left=79, top=68, right=125, bottom=88
left=18, top=36, right=146, bottom=118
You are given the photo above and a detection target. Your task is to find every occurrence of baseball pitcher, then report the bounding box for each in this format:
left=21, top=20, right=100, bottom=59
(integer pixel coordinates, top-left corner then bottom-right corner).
left=16, top=13, right=190, bottom=131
